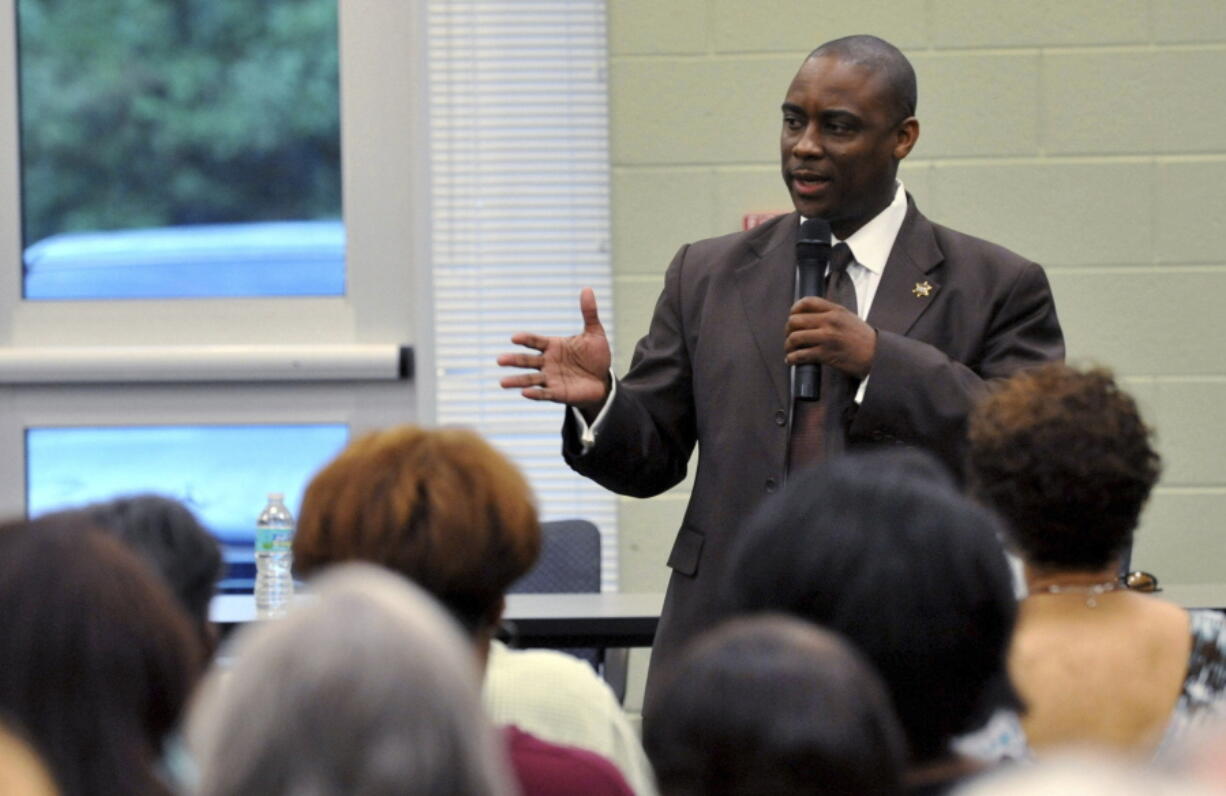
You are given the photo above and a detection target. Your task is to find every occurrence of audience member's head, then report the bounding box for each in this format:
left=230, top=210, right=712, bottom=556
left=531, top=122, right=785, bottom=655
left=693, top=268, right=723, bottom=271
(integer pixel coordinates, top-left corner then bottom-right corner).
left=967, top=363, right=1161, bottom=572
left=644, top=614, right=906, bottom=796
left=293, top=425, right=540, bottom=644
left=0, top=515, right=205, bottom=796
left=74, top=494, right=222, bottom=648
left=188, top=562, right=513, bottom=796
left=723, top=449, right=1020, bottom=766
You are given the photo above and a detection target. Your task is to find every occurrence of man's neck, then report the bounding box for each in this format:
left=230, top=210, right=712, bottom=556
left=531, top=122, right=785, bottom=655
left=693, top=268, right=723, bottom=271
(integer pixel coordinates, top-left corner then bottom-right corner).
left=833, top=206, right=886, bottom=240
left=831, top=180, right=901, bottom=240
left=819, top=182, right=909, bottom=277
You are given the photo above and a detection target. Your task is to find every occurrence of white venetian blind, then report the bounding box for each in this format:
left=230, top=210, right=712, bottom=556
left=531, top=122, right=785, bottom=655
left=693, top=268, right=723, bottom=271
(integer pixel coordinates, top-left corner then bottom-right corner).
left=428, top=0, right=617, bottom=590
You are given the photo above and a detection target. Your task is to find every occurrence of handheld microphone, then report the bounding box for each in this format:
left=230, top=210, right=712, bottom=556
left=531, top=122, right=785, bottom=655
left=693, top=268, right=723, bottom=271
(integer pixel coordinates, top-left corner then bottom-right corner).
left=794, top=217, right=831, bottom=401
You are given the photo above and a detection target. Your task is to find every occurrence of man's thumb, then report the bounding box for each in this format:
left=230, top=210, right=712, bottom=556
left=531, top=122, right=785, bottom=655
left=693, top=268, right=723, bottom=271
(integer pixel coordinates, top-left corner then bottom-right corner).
left=579, top=287, right=603, bottom=334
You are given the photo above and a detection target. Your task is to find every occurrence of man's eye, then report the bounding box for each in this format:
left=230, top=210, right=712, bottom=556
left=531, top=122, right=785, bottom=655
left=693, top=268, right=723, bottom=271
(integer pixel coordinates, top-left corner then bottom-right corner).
left=783, top=116, right=803, bottom=130
left=825, top=121, right=853, bottom=134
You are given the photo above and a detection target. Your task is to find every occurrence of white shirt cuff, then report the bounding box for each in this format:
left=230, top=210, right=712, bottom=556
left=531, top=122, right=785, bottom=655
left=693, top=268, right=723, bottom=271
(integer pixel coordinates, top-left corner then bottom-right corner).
left=570, top=369, right=617, bottom=452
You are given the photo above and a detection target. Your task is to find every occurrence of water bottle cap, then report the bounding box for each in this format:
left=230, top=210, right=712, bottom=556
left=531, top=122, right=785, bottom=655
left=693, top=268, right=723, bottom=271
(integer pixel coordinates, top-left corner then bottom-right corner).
left=268, top=492, right=285, bottom=501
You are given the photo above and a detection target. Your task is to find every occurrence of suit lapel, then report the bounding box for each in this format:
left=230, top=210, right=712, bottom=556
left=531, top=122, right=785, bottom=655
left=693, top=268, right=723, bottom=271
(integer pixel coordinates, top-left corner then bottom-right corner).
left=866, top=197, right=944, bottom=337
left=733, top=214, right=798, bottom=408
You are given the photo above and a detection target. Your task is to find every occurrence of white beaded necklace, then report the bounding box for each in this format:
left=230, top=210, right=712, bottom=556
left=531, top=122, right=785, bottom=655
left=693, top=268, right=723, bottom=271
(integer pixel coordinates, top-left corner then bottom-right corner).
left=1032, top=580, right=1121, bottom=608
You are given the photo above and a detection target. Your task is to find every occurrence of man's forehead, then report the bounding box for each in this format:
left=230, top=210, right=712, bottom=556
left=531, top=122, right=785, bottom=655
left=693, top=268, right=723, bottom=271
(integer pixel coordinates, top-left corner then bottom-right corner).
left=785, top=55, right=893, bottom=108
left=792, top=54, right=885, bottom=87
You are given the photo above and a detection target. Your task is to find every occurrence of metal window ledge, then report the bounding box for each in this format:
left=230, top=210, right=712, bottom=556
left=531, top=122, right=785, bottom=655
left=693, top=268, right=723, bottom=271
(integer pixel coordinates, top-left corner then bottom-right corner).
left=0, top=344, right=412, bottom=384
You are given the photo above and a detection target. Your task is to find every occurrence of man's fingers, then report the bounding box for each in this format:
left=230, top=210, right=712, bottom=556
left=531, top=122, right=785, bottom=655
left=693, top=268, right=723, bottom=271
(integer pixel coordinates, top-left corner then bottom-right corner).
left=508, top=332, right=551, bottom=351
left=786, top=311, right=832, bottom=335
left=789, top=296, right=840, bottom=315
left=496, top=352, right=544, bottom=369
left=579, top=288, right=604, bottom=335
left=785, top=326, right=841, bottom=356
left=787, top=300, right=858, bottom=335
left=500, top=372, right=546, bottom=389
left=786, top=329, right=819, bottom=354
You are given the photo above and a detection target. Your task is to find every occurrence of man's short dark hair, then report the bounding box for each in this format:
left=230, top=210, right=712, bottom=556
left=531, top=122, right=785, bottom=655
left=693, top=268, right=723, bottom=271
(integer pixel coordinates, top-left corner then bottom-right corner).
left=810, top=34, right=917, bottom=122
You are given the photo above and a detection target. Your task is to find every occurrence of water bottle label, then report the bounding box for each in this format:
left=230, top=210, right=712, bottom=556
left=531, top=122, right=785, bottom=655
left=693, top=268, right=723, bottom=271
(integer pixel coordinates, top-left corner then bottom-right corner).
left=256, top=526, right=293, bottom=553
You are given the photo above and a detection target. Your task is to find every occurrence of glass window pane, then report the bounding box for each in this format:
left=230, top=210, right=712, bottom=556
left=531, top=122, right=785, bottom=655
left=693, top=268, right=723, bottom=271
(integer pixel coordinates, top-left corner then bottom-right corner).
left=25, top=424, right=348, bottom=545
left=17, top=0, right=343, bottom=300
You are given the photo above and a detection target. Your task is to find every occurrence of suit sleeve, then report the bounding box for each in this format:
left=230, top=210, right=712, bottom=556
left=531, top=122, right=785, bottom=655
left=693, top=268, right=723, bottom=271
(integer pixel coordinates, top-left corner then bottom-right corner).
left=851, top=259, right=1064, bottom=473
left=562, top=244, right=698, bottom=498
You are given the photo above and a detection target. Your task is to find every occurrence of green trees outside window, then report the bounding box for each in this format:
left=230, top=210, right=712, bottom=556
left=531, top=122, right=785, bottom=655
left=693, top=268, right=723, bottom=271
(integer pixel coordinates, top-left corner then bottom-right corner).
left=18, top=0, right=340, bottom=247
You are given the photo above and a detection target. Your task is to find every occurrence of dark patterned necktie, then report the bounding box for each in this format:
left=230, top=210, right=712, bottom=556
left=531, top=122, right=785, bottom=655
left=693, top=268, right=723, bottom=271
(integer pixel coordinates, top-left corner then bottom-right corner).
left=787, top=242, right=857, bottom=473
left=825, top=242, right=857, bottom=315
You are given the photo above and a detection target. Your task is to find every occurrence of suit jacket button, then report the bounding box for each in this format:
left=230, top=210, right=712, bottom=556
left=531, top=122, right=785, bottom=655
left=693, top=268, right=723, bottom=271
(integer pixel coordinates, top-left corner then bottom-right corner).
left=774, top=410, right=787, bottom=427
left=765, top=477, right=778, bottom=493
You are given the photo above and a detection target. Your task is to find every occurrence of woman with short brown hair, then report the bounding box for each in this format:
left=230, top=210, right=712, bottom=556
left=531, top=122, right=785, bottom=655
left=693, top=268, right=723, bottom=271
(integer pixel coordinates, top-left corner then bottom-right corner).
left=294, top=425, right=540, bottom=638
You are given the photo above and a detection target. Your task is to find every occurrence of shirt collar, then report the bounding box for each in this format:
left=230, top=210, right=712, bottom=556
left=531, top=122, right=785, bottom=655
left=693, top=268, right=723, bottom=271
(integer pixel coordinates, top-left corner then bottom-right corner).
left=801, top=181, right=907, bottom=276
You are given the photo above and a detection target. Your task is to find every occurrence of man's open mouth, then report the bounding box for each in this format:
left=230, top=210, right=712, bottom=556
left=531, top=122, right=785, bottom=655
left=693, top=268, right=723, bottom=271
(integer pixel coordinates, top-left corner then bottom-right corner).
left=791, top=172, right=831, bottom=196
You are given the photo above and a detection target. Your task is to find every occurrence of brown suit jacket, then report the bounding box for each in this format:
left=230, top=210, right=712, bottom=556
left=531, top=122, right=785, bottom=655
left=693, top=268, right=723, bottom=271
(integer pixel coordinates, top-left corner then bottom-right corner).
left=563, top=198, right=1064, bottom=702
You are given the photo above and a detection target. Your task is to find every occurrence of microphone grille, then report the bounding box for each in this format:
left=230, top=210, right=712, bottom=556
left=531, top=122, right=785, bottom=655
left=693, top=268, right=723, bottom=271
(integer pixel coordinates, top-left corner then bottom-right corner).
left=799, top=217, right=831, bottom=244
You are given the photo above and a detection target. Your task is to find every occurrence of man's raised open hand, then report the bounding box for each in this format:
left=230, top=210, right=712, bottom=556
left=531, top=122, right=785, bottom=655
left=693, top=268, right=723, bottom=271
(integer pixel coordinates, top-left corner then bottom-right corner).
left=497, top=287, right=612, bottom=414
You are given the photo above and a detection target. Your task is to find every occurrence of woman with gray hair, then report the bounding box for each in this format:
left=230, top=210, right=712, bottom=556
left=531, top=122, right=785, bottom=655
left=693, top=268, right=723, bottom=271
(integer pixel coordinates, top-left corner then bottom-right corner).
left=188, top=563, right=514, bottom=796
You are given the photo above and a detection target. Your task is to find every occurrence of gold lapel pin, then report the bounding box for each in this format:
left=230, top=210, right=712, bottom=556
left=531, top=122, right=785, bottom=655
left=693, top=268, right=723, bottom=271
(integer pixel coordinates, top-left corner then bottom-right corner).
left=912, top=281, right=933, bottom=298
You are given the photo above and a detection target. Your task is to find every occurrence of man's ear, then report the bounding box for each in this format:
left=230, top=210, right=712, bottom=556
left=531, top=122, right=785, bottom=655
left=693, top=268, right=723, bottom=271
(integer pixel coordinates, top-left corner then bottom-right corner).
left=894, top=117, right=919, bottom=160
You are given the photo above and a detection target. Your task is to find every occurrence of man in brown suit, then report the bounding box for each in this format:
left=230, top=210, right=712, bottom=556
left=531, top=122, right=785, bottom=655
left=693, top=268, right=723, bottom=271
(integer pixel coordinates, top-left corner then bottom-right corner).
left=498, top=35, right=1063, bottom=704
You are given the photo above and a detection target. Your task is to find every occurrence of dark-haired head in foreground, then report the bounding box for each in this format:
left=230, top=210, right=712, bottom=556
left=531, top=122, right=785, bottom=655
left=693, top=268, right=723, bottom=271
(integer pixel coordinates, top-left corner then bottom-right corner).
left=967, top=362, right=1161, bottom=572
left=723, top=449, right=1019, bottom=772
left=0, top=514, right=205, bottom=796
left=79, top=494, right=223, bottom=651
left=644, top=614, right=907, bottom=796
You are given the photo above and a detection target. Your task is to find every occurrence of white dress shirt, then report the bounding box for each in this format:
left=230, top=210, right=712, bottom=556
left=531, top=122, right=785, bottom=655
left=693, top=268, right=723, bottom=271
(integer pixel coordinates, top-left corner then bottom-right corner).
left=805, top=179, right=909, bottom=403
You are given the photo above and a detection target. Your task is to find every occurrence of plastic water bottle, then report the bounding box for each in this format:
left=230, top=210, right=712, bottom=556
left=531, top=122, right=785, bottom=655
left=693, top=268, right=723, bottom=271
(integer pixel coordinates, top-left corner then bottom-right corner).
left=254, top=493, right=295, bottom=616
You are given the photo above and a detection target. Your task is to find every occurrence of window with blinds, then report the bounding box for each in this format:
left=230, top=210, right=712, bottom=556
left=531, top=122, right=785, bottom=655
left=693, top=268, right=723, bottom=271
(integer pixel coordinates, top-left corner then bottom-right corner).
left=428, top=1, right=617, bottom=590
